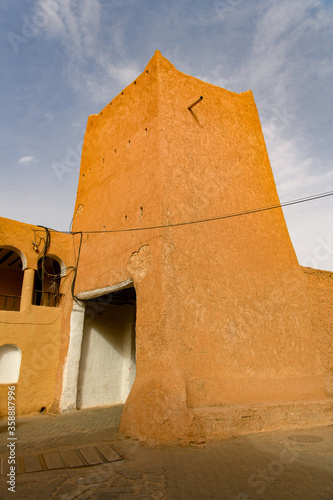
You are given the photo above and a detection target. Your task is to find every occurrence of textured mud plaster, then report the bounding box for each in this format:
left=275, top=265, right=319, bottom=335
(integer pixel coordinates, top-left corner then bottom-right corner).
left=304, top=267, right=333, bottom=396
left=69, top=52, right=332, bottom=443
left=0, top=217, right=74, bottom=415
left=127, top=245, right=152, bottom=283
left=75, top=204, right=84, bottom=216
left=5, top=52, right=332, bottom=435
left=120, top=363, right=204, bottom=444
left=59, top=301, right=86, bottom=412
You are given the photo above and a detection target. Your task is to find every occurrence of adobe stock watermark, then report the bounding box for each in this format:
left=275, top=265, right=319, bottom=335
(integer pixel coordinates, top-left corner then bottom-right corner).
left=236, top=439, right=302, bottom=499
left=59, top=464, right=115, bottom=500
left=84, top=296, right=107, bottom=325
left=303, top=235, right=333, bottom=269
left=213, top=0, right=243, bottom=21
left=24, top=340, right=59, bottom=389
left=7, top=0, right=58, bottom=54
left=52, top=133, right=84, bottom=184
left=262, top=107, right=293, bottom=143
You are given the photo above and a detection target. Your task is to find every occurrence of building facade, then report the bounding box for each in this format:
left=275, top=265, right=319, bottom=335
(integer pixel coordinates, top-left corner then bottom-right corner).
left=1, top=51, right=332, bottom=443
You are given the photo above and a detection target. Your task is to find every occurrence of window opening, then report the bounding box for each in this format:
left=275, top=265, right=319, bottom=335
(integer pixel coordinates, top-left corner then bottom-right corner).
left=0, top=248, right=24, bottom=311
left=34, top=257, right=62, bottom=307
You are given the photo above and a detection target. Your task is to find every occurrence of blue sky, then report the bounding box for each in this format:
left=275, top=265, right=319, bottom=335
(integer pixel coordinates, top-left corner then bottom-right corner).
left=0, top=0, right=333, bottom=271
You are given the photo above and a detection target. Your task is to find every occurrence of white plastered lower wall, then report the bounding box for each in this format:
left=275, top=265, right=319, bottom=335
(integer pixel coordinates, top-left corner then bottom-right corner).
left=59, top=279, right=135, bottom=412
left=59, top=300, right=86, bottom=412
left=77, top=303, right=135, bottom=409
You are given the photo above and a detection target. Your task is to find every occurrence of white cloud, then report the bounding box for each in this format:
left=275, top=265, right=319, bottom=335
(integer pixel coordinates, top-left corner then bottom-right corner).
left=191, top=0, right=333, bottom=272
left=267, top=136, right=333, bottom=197
left=18, top=156, right=38, bottom=165
left=34, top=0, right=138, bottom=103
left=197, top=0, right=333, bottom=198
left=95, top=56, right=140, bottom=89
left=14, top=0, right=331, bottom=270
left=37, top=0, right=101, bottom=58
left=234, top=0, right=333, bottom=104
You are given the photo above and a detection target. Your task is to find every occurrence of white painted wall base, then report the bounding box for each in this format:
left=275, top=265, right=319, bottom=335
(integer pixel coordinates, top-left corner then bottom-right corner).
left=60, top=280, right=136, bottom=413
left=59, top=301, right=86, bottom=412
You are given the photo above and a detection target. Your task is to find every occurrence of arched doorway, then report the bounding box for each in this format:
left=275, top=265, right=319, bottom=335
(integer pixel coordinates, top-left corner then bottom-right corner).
left=0, top=247, right=24, bottom=311
left=76, top=287, right=136, bottom=409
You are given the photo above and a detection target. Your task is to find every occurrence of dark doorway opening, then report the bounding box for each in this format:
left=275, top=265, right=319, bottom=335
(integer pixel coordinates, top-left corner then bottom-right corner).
left=0, top=248, right=24, bottom=311
left=77, top=287, right=136, bottom=409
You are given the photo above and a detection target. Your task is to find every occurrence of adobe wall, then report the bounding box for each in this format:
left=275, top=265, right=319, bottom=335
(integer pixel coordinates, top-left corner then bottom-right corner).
left=152, top=55, right=324, bottom=406
left=72, top=50, right=164, bottom=334
left=0, top=217, right=75, bottom=415
left=72, top=53, right=161, bottom=236
left=71, top=52, right=330, bottom=443
left=304, top=267, right=333, bottom=396
left=71, top=54, right=171, bottom=429
left=72, top=53, right=204, bottom=440
left=0, top=308, right=62, bottom=414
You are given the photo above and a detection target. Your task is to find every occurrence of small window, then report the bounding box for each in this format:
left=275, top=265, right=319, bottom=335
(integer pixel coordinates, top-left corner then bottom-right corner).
left=34, top=257, right=63, bottom=307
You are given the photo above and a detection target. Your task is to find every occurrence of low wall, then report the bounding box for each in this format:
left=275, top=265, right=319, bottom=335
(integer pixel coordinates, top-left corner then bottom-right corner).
left=0, top=305, right=66, bottom=416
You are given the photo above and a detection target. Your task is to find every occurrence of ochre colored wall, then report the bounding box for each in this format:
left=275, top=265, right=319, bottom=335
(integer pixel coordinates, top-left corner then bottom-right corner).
left=0, top=217, right=75, bottom=415
left=0, top=307, right=62, bottom=414
left=71, top=52, right=328, bottom=442
left=2, top=53, right=331, bottom=439
left=304, top=267, right=333, bottom=396
left=155, top=54, right=321, bottom=405
left=72, top=57, right=161, bottom=235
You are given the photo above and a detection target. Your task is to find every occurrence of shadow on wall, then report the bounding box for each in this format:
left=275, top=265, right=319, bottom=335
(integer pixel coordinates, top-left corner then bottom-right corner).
left=0, top=344, right=22, bottom=384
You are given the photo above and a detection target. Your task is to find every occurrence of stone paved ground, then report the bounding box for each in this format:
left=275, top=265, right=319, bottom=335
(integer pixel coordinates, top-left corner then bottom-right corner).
left=1, top=406, right=333, bottom=499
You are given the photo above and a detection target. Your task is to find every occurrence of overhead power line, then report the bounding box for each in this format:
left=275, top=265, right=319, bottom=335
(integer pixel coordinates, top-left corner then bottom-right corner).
left=46, top=189, right=333, bottom=235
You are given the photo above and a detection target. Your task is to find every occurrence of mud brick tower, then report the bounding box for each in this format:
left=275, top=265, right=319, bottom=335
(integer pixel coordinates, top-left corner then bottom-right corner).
left=61, top=51, right=332, bottom=442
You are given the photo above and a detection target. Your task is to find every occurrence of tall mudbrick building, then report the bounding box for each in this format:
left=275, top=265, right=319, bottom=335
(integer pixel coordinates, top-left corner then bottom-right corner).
left=1, top=51, right=332, bottom=443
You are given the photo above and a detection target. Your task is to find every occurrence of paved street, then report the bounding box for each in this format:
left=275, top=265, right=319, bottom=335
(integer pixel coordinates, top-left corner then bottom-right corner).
left=1, top=406, right=333, bottom=499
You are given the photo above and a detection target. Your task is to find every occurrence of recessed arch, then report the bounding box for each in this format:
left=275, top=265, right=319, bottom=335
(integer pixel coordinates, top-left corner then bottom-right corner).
left=0, top=245, right=27, bottom=270
left=0, top=247, right=25, bottom=311
left=44, top=253, right=66, bottom=276
left=0, top=344, right=22, bottom=384
left=34, top=255, right=64, bottom=307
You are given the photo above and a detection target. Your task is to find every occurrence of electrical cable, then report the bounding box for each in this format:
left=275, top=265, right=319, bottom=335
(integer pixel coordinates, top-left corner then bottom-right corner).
left=35, top=226, right=68, bottom=305
left=45, top=189, right=333, bottom=235
left=71, top=232, right=83, bottom=302
left=34, top=189, right=333, bottom=300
